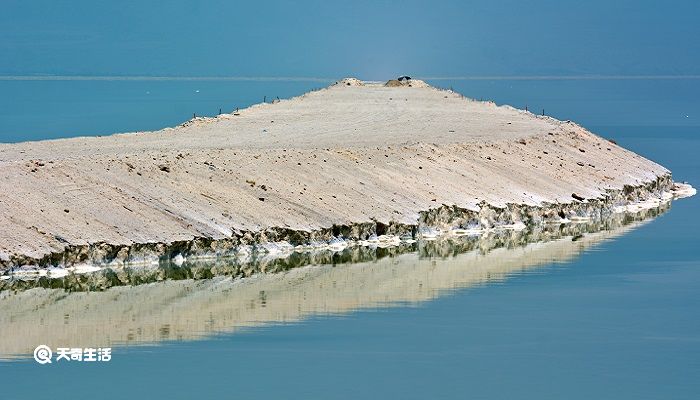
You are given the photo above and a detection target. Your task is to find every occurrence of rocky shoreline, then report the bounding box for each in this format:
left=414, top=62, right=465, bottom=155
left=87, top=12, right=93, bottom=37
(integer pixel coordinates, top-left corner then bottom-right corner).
left=1, top=173, right=689, bottom=283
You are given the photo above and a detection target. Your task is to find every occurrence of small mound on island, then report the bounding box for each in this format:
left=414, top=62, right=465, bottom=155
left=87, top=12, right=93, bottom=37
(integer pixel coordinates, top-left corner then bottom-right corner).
left=385, top=77, right=429, bottom=87
left=334, top=77, right=364, bottom=86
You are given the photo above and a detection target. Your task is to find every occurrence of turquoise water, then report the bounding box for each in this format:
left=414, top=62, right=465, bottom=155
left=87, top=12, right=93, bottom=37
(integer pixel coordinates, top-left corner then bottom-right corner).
left=0, top=79, right=698, bottom=399
left=0, top=79, right=332, bottom=143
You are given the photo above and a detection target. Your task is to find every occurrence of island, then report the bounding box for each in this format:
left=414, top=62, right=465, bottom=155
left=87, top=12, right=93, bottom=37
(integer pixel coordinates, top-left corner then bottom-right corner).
left=0, top=78, right=693, bottom=271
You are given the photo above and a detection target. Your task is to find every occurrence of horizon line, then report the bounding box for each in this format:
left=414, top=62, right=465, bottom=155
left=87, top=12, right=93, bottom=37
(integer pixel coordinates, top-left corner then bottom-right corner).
left=1, top=74, right=700, bottom=82
left=0, top=75, right=336, bottom=82
left=424, top=75, right=700, bottom=80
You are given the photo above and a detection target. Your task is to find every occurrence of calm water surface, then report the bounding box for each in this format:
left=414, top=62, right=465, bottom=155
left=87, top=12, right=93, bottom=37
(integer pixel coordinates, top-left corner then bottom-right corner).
left=0, top=79, right=698, bottom=399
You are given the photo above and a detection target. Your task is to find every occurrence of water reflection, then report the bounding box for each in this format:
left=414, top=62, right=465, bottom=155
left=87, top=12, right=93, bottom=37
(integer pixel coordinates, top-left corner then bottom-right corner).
left=0, top=205, right=667, bottom=360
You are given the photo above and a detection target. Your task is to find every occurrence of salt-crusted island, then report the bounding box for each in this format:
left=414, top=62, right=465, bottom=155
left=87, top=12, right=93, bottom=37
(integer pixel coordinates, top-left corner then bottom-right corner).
left=0, top=78, right=694, bottom=271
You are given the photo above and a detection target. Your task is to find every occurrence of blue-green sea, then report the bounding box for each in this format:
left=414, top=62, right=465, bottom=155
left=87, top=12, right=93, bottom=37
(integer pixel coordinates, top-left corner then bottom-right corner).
left=0, top=78, right=698, bottom=399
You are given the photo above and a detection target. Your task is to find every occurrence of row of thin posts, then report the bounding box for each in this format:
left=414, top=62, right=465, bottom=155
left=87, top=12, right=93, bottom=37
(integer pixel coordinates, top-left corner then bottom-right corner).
left=524, top=105, right=546, bottom=116
left=192, top=94, right=277, bottom=119
left=444, top=84, right=547, bottom=116
left=190, top=95, right=547, bottom=119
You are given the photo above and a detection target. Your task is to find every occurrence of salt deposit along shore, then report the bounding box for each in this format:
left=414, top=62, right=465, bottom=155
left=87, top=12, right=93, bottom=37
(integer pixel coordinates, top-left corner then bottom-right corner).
left=0, top=78, right=694, bottom=271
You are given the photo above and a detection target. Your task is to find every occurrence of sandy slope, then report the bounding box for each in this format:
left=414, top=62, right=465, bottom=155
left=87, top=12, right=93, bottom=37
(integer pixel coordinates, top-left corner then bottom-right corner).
left=0, top=78, right=672, bottom=265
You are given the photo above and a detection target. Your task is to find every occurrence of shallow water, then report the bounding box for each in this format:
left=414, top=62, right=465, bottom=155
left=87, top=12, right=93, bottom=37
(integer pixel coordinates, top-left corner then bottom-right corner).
left=0, top=79, right=698, bottom=399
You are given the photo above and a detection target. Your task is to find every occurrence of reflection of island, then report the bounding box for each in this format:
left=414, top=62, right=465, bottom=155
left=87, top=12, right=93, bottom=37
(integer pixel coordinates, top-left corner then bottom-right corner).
left=0, top=206, right=665, bottom=359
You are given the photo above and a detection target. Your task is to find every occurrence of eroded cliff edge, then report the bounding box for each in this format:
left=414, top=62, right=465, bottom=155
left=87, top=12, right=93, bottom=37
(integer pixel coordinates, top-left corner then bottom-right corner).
left=0, top=78, right=694, bottom=271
